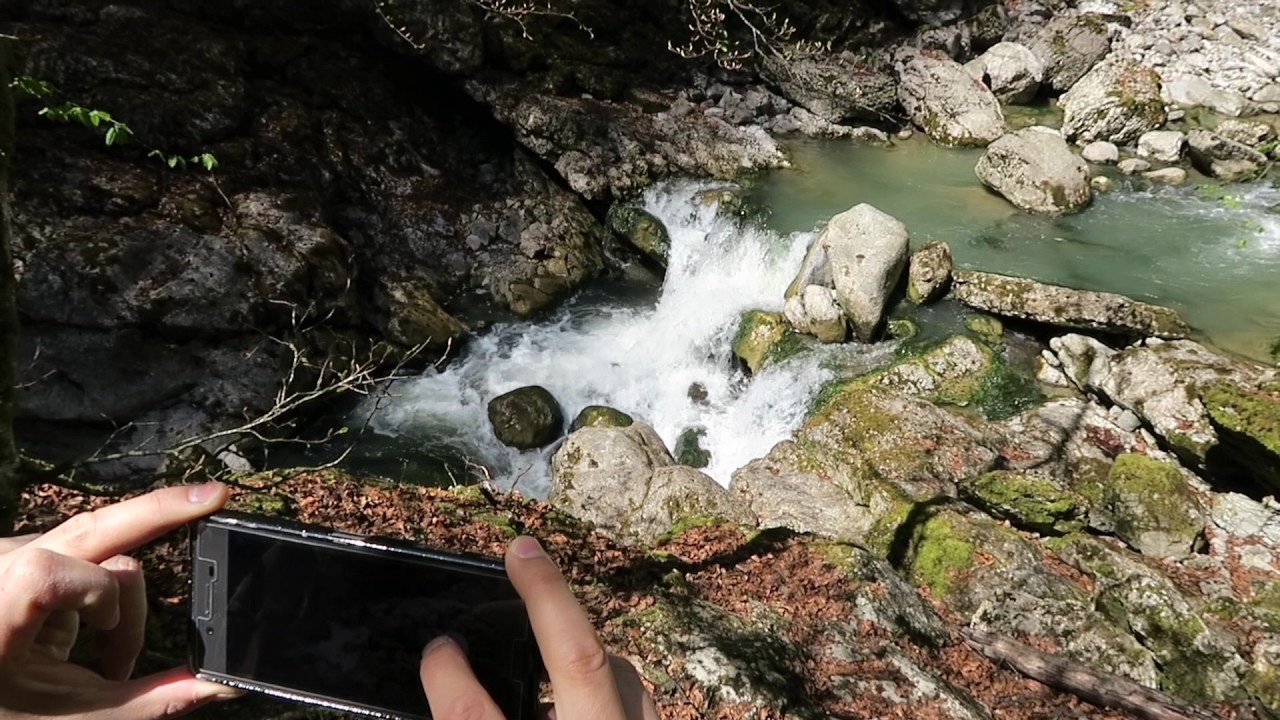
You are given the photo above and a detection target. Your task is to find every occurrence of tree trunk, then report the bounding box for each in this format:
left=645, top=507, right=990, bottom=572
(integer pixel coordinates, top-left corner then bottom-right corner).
left=0, top=36, right=20, bottom=533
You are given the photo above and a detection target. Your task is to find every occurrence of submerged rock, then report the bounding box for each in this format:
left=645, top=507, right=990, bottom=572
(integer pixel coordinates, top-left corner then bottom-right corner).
left=488, top=386, right=565, bottom=449
left=965, top=41, right=1044, bottom=104
left=788, top=204, right=910, bottom=341
left=674, top=426, right=711, bottom=469
left=783, top=285, right=848, bottom=343
left=569, top=405, right=634, bottom=432
left=975, top=126, right=1092, bottom=215
left=895, top=49, right=1006, bottom=147
left=1061, top=57, right=1166, bottom=145
left=1117, top=157, right=1151, bottom=175
left=606, top=204, right=671, bottom=267
left=906, top=240, right=953, bottom=304
left=1187, top=129, right=1269, bottom=182
left=1026, top=12, right=1114, bottom=93
left=952, top=271, right=1188, bottom=338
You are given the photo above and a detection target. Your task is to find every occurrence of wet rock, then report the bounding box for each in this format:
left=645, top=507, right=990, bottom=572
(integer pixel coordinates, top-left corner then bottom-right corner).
left=1186, top=129, right=1269, bottom=182
left=861, top=335, right=1039, bottom=419
left=888, top=317, right=920, bottom=340
left=1061, top=57, right=1166, bottom=145
left=551, top=423, right=754, bottom=544
left=569, top=405, right=634, bottom=432
left=965, top=42, right=1044, bottom=104
left=1142, top=167, right=1188, bottom=184
left=894, top=48, right=1006, bottom=147
left=1136, top=130, right=1186, bottom=163
left=783, top=285, right=847, bottom=344
left=674, top=427, right=711, bottom=469
left=606, top=204, right=671, bottom=267
left=373, top=277, right=466, bottom=349
left=760, top=53, right=898, bottom=125
left=1091, top=175, right=1114, bottom=192
left=1117, top=157, right=1152, bottom=174
left=788, top=204, right=910, bottom=341
left=951, top=271, right=1189, bottom=338
left=975, top=126, right=1092, bottom=215
left=962, top=314, right=1004, bottom=344
left=1026, top=12, right=1114, bottom=93
left=1102, top=453, right=1207, bottom=558
left=487, top=386, right=565, bottom=449
left=1214, top=118, right=1276, bottom=147
left=731, top=310, right=792, bottom=373
left=906, top=240, right=953, bottom=304
left=1081, top=140, right=1120, bottom=164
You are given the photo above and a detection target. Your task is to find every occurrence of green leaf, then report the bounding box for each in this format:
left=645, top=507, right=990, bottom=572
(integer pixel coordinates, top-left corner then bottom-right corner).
left=104, top=126, right=118, bottom=146
left=197, top=153, right=218, bottom=172
left=167, top=155, right=180, bottom=168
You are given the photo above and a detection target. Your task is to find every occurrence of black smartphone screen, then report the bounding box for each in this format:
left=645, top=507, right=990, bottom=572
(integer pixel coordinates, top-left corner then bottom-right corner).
left=191, top=516, right=534, bottom=720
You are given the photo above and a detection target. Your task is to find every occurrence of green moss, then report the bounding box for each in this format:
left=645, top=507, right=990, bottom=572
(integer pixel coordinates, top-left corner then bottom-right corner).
left=808, top=376, right=861, bottom=416
left=970, top=358, right=1044, bottom=420
left=1105, top=454, right=1203, bottom=553
left=863, top=500, right=914, bottom=557
left=962, top=314, right=1004, bottom=344
left=475, top=512, right=520, bottom=538
left=570, top=405, right=633, bottom=432
left=905, top=513, right=974, bottom=598
left=731, top=310, right=788, bottom=374
left=1201, top=381, right=1280, bottom=455
left=674, top=427, right=711, bottom=468
left=887, top=317, right=919, bottom=340
left=1246, top=664, right=1280, bottom=719
left=763, top=330, right=809, bottom=366
left=966, top=471, right=1086, bottom=534
left=236, top=492, right=294, bottom=517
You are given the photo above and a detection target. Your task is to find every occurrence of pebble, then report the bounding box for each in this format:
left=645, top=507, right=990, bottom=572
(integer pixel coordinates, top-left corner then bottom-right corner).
left=1143, top=167, right=1189, bottom=184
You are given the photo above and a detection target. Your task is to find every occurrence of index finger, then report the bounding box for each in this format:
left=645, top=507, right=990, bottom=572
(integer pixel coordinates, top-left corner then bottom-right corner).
left=28, top=483, right=229, bottom=563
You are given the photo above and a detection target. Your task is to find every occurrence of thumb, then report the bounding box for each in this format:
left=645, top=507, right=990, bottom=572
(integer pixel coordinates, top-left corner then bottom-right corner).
left=102, top=667, right=243, bottom=719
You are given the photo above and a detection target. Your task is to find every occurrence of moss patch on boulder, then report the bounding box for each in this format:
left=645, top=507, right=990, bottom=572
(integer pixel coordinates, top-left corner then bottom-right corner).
left=570, top=405, right=634, bottom=432
left=964, top=471, right=1087, bottom=535
left=1103, top=454, right=1206, bottom=558
left=732, top=310, right=789, bottom=373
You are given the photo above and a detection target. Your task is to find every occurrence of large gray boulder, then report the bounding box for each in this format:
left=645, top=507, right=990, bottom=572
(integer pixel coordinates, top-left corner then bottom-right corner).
left=1214, top=119, right=1276, bottom=147
left=1061, top=58, right=1166, bottom=145
left=952, top=271, right=1189, bottom=338
left=1025, top=12, right=1114, bottom=93
left=760, top=53, right=898, bottom=124
left=895, top=49, right=1006, bottom=147
left=550, top=423, right=755, bottom=544
left=965, top=42, right=1044, bottom=104
left=974, top=127, right=1092, bottom=215
left=488, top=386, right=565, bottom=449
left=1186, top=130, right=1269, bottom=182
left=1101, top=453, right=1207, bottom=558
left=788, top=204, right=910, bottom=341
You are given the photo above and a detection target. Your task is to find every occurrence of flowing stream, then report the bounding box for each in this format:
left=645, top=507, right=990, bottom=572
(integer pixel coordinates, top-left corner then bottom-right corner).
left=346, top=137, right=1280, bottom=497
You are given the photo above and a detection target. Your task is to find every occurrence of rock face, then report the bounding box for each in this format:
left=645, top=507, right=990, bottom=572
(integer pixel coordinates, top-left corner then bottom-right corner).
left=606, top=204, right=670, bottom=267
left=760, top=53, right=898, bottom=124
left=550, top=423, right=754, bottom=543
left=1136, top=130, right=1185, bottom=164
left=1061, top=58, right=1166, bottom=145
left=895, top=49, right=1006, bottom=147
left=974, top=127, right=1092, bottom=215
left=487, top=386, right=565, bottom=449
left=783, top=285, right=847, bottom=343
left=965, top=42, right=1044, bottom=104
left=951, top=271, right=1190, bottom=338
left=906, top=240, right=953, bottom=304
left=789, top=204, right=910, bottom=341
left=1186, top=130, right=1269, bottom=182
left=1026, top=12, right=1114, bottom=93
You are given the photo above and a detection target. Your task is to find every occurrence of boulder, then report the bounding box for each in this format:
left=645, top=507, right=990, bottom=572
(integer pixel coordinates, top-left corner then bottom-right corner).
left=487, top=386, right=565, bottom=449
left=1101, top=453, right=1207, bottom=558
left=783, top=285, right=848, bottom=343
left=1080, top=140, right=1119, bottom=164
left=1025, top=13, right=1114, bottom=93
left=951, top=271, right=1189, bottom=338
left=974, top=126, right=1092, bottom=215
left=760, top=53, right=898, bottom=125
left=1166, top=75, right=1253, bottom=117
left=1186, top=130, right=1269, bottom=182
left=965, top=42, right=1044, bottom=104
left=1213, top=119, right=1275, bottom=148
left=674, top=427, right=711, bottom=468
left=550, top=423, right=755, bottom=544
left=1142, top=167, right=1187, bottom=184
left=606, top=204, right=671, bottom=267
left=906, top=240, right=953, bottom=304
left=569, top=405, right=633, bottom=432
left=1117, top=158, right=1151, bottom=175
left=731, top=310, right=793, bottom=373
left=1090, top=176, right=1114, bottom=192
left=373, top=277, right=466, bottom=349
left=1136, top=130, right=1185, bottom=164
left=895, top=49, right=1006, bottom=147
left=1061, top=57, right=1166, bottom=145
left=789, top=204, right=910, bottom=341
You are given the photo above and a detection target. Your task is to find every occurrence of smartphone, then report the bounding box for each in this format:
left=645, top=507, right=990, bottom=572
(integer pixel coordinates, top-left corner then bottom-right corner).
left=189, top=511, right=540, bottom=720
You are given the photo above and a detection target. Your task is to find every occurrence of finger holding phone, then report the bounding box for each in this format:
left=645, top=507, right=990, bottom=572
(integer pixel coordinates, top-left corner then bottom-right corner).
left=0, top=483, right=241, bottom=720
left=420, top=536, right=661, bottom=720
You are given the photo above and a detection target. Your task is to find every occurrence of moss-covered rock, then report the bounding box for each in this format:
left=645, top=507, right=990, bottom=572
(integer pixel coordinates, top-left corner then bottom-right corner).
left=606, top=203, right=671, bottom=267
left=487, top=385, right=565, bottom=449
left=887, top=317, right=919, bottom=340
left=675, top=426, right=711, bottom=469
left=906, top=240, right=952, bottom=305
left=1102, top=454, right=1206, bottom=558
left=569, top=404, right=634, bottom=432
left=962, top=314, right=1004, bottom=344
left=1246, top=638, right=1280, bottom=717
left=1201, top=380, right=1280, bottom=492
left=963, top=471, right=1086, bottom=535
left=731, top=310, right=789, bottom=374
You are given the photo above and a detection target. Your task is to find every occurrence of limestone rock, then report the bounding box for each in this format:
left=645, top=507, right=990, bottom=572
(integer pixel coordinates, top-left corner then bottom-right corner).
left=906, top=240, right=953, bottom=304
left=1102, top=454, right=1206, bottom=558
left=373, top=277, right=466, bottom=349
left=1213, top=119, right=1275, bottom=147
left=606, top=204, right=670, bottom=267
left=569, top=405, right=633, bottom=432
left=1187, top=129, right=1269, bottom=182
left=975, top=126, right=1092, bottom=215
left=731, top=310, right=792, bottom=373
left=1117, top=157, right=1152, bottom=174
left=1061, top=57, right=1166, bottom=145
left=761, top=53, right=898, bottom=124
left=1081, top=140, right=1119, bottom=164
left=488, top=386, right=565, bottom=449
left=963, top=470, right=1087, bottom=535
left=965, top=42, right=1044, bottom=104
left=551, top=423, right=754, bottom=544
left=1142, top=167, right=1187, bottom=184
left=1026, top=13, right=1114, bottom=93
left=1136, top=130, right=1185, bottom=164
left=952, top=271, right=1189, bottom=338
left=783, top=285, right=847, bottom=343
left=895, top=49, right=1006, bottom=147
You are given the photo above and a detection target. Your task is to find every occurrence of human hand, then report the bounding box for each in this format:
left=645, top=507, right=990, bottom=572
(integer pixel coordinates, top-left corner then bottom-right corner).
left=0, top=483, right=243, bottom=720
left=420, top=536, right=660, bottom=720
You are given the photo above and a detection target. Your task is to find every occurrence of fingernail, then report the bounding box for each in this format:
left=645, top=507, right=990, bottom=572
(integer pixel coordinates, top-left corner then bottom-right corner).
left=512, top=536, right=545, bottom=559
left=188, top=482, right=224, bottom=504
left=423, top=634, right=456, bottom=657
left=212, top=687, right=245, bottom=701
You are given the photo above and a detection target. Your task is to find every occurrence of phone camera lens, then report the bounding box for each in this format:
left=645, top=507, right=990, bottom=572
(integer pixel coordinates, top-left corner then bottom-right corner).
left=205, top=627, right=215, bottom=636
